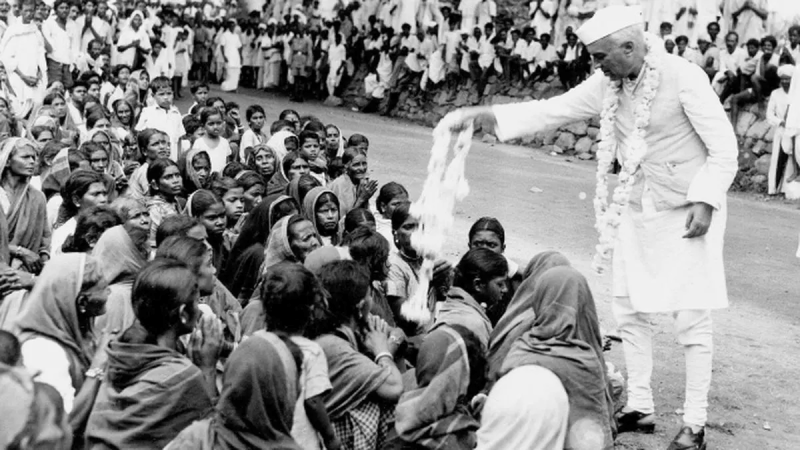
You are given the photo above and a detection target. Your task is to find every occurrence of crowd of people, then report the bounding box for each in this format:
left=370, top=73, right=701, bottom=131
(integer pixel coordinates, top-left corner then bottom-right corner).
left=0, top=0, right=793, bottom=449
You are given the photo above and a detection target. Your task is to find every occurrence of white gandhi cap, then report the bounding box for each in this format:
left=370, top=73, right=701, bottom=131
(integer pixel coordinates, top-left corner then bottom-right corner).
left=575, top=5, right=645, bottom=45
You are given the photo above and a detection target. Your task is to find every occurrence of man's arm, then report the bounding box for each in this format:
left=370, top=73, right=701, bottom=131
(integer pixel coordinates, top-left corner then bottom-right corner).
left=439, top=70, right=605, bottom=139
left=679, top=62, right=738, bottom=211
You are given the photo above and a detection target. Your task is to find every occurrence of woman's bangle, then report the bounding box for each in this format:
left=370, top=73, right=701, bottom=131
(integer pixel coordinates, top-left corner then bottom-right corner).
left=374, top=351, right=393, bottom=364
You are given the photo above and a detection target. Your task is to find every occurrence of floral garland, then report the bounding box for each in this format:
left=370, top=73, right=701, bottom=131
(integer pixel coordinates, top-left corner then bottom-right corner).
left=592, top=33, right=663, bottom=273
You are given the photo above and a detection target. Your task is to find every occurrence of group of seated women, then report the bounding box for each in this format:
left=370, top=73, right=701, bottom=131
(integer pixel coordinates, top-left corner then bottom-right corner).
left=0, top=104, right=619, bottom=450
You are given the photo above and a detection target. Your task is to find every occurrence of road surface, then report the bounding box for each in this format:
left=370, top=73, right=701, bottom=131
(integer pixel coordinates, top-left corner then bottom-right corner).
left=181, top=88, right=800, bottom=449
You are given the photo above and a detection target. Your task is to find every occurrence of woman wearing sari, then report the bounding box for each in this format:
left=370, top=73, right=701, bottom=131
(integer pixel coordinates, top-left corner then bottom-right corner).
left=86, top=259, right=219, bottom=449
left=492, top=266, right=616, bottom=450
left=239, top=213, right=320, bottom=336
left=14, top=254, right=109, bottom=415
left=329, top=147, right=377, bottom=221
left=166, top=330, right=302, bottom=450
left=92, top=225, right=149, bottom=335
left=50, top=170, right=109, bottom=255
left=110, top=98, right=137, bottom=141
left=486, top=251, right=571, bottom=382
left=391, top=324, right=485, bottom=450
left=313, top=260, right=404, bottom=450
left=41, top=93, right=79, bottom=145
left=180, top=147, right=213, bottom=194
left=221, top=196, right=285, bottom=300
left=267, top=151, right=309, bottom=197
left=266, top=129, right=298, bottom=163
left=246, top=143, right=278, bottom=181
left=0, top=138, right=51, bottom=273
left=115, top=11, right=152, bottom=70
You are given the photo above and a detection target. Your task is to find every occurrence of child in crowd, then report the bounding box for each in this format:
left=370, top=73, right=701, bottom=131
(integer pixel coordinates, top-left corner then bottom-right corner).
left=298, top=130, right=326, bottom=185
left=188, top=83, right=210, bottom=116
left=192, top=107, right=232, bottom=174
left=240, top=104, right=268, bottom=161
left=135, top=76, right=185, bottom=161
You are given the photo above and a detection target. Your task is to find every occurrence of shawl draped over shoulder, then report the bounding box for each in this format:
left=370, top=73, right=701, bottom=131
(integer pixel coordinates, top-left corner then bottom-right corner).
left=394, top=325, right=481, bottom=449
left=499, top=266, right=616, bottom=450
left=86, top=322, right=213, bottom=449
left=487, top=251, right=571, bottom=381
left=316, top=325, right=389, bottom=419
left=0, top=138, right=51, bottom=263
left=165, top=330, right=301, bottom=450
left=328, top=173, right=358, bottom=219
left=431, top=287, right=492, bottom=349
left=14, top=254, right=94, bottom=390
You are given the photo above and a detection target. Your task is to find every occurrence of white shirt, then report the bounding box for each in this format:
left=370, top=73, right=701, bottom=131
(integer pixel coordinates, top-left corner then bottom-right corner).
left=476, top=0, right=496, bottom=28
left=220, top=30, right=242, bottom=68
left=75, top=15, right=111, bottom=52
left=146, top=50, right=175, bottom=79
left=401, top=35, right=422, bottom=72
left=42, top=16, right=80, bottom=65
left=22, top=337, right=76, bottom=413
left=192, top=135, right=232, bottom=173
left=135, top=105, right=186, bottom=161
left=719, top=46, right=745, bottom=74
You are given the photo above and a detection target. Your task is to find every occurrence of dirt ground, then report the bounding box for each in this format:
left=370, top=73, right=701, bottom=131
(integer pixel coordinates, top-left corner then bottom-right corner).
left=184, top=89, right=800, bottom=449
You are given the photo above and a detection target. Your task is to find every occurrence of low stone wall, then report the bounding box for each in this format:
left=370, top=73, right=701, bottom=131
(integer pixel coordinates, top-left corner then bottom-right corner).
left=331, top=66, right=773, bottom=194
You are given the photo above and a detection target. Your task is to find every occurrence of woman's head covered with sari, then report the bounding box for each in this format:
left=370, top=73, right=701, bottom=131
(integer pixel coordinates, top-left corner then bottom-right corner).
left=14, top=254, right=108, bottom=388
left=500, top=266, right=616, bottom=450
left=487, top=251, right=571, bottom=380
left=262, top=214, right=320, bottom=270
left=265, top=130, right=296, bottom=163
left=395, top=324, right=484, bottom=448
left=93, top=224, right=148, bottom=284
left=180, top=147, right=212, bottom=193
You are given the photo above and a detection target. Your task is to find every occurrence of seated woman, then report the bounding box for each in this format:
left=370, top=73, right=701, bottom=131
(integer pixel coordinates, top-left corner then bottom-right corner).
left=221, top=195, right=299, bottom=302
left=312, top=260, right=404, bottom=450
left=267, top=151, right=310, bottom=197
left=145, top=158, right=185, bottom=248
left=286, top=172, right=321, bottom=207
left=303, top=187, right=341, bottom=246
left=342, top=225, right=395, bottom=326
left=328, top=147, right=378, bottom=219
left=375, top=181, right=409, bottom=253
left=245, top=144, right=277, bottom=182
left=93, top=224, right=150, bottom=335
left=343, top=208, right=376, bottom=238
left=110, top=196, right=151, bottom=232
left=157, top=236, right=242, bottom=350
left=50, top=170, right=109, bottom=255
left=14, top=254, right=108, bottom=415
left=60, top=205, right=122, bottom=253
left=165, top=330, right=303, bottom=449
left=430, top=248, right=508, bottom=348
left=386, top=203, right=452, bottom=337
left=0, top=138, right=52, bottom=273
left=86, top=259, right=221, bottom=449
left=487, top=266, right=616, bottom=450
left=392, top=325, right=486, bottom=450
left=185, top=189, right=228, bottom=271
left=179, top=147, right=213, bottom=194
left=239, top=214, right=322, bottom=336
left=487, top=251, right=571, bottom=381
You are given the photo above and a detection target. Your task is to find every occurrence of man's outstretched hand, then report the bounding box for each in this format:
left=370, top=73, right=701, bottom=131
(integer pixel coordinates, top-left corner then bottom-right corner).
left=435, top=106, right=498, bottom=135
left=683, top=202, right=714, bottom=238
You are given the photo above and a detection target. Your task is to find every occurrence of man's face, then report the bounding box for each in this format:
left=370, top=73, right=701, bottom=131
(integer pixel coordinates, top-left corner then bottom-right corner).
left=588, top=35, right=638, bottom=81
left=747, top=43, right=758, bottom=57
left=85, top=1, right=96, bottom=16
left=97, top=2, right=107, bottom=17
left=89, top=42, right=102, bottom=59
left=781, top=76, right=792, bottom=91
left=154, top=88, right=173, bottom=108
left=677, top=40, right=687, bottom=53
left=567, top=33, right=577, bottom=46
left=660, top=25, right=672, bottom=36
left=791, top=30, right=800, bottom=46
left=725, top=34, right=738, bottom=50
left=698, top=41, right=709, bottom=53
left=72, top=86, right=87, bottom=104
left=762, top=41, right=774, bottom=56
left=665, top=40, right=675, bottom=53
left=0, top=0, right=9, bottom=17
left=20, top=3, right=34, bottom=23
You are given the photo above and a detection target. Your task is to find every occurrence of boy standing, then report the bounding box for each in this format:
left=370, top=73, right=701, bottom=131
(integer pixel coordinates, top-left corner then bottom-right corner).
left=135, top=76, right=185, bottom=161
left=188, top=82, right=209, bottom=115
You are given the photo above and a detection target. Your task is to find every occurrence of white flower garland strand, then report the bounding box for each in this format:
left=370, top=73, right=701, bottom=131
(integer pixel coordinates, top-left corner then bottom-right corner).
left=592, top=33, right=663, bottom=273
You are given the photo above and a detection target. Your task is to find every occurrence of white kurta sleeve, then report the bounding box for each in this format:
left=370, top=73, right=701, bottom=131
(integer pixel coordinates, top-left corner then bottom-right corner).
left=492, top=71, right=605, bottom=141
left=766, top=91, right=782, bottom=127
left=679, top=63, right=738, bottom=210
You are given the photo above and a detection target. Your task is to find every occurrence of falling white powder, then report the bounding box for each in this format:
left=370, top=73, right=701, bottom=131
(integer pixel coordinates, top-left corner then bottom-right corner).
left=402, top=124, right=474, bottom=324
left=579, top=191, right=587, bottom=200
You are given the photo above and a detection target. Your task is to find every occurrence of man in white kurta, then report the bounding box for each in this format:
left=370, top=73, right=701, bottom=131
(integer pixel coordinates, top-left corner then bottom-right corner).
left=440, top=6, right=737, bottom=450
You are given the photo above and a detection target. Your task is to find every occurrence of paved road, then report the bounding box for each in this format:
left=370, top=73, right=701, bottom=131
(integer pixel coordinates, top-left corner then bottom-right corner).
left=180, top=88, right=800, bottom=448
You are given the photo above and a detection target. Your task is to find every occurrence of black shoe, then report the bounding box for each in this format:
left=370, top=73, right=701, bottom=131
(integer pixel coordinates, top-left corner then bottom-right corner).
left=667, top=426, right=706, bottom=450
left=615, top=409, right=656, bottom=434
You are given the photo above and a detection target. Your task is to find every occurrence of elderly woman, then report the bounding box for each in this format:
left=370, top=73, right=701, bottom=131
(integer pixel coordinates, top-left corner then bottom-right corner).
left=0, top=138, right=51, bottom=273
left=14, top=254, right=109, bottom=415
left=246, top=143, right=278, bottom=181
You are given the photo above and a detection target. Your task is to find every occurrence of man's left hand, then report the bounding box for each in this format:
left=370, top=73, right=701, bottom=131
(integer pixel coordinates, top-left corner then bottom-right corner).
left=683, top=202, right=714, bottom=238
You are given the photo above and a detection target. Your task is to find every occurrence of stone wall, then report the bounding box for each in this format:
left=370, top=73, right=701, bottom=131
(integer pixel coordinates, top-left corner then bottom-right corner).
left=331, top=66, right=774, bottom=194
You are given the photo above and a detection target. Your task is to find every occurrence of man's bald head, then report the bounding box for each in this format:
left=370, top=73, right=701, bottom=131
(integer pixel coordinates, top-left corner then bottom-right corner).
left=585, top=23, right=647, bottom=81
